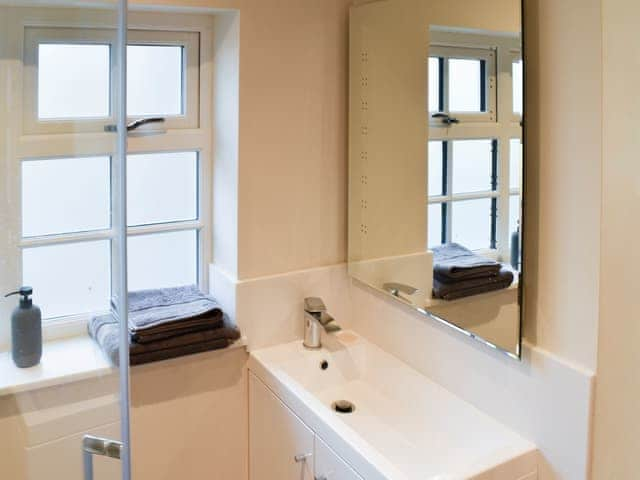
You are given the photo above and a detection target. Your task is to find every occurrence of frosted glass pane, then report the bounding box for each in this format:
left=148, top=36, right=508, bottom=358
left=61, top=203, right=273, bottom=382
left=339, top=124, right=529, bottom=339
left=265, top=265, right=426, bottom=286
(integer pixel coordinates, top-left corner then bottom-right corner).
left=22, top=156, right=110, bottom=237
left=452, top=199, right=492, bottom=251
left=513, top=60, right=523, bottom=116
left=23, top=241, right=111, bottom=319
left=452, top=140, right=493, bottom=194
left=449, top=58, right=482, bottom=112
left=428, top=141, right=444, bottom=197
left=509, top=194, right=520, bottom=236
left=127, top=45, right=183, bottom=116
left=428, top=203, right=443, bottom=248
left=38, top=44, right=110, bottom=119
left=127, top=152, right=197, bottom=226
left=428, top=57, right=440, bottom=112
left=509, top=138, right=522, bottom=190
left=128, top=230, right=197, bottom=291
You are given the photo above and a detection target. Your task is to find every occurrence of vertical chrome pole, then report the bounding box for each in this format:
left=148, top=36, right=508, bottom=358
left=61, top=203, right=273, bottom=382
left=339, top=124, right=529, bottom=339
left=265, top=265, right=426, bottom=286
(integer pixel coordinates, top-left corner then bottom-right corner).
left=116, top=0, right=132, bottom=479
left=83, top=449, right=93, bottom=480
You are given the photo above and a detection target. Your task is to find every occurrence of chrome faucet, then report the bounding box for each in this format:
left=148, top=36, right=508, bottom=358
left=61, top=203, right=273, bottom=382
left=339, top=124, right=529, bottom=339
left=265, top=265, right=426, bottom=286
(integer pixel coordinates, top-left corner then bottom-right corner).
left=303, top=297, right=341, bottom=349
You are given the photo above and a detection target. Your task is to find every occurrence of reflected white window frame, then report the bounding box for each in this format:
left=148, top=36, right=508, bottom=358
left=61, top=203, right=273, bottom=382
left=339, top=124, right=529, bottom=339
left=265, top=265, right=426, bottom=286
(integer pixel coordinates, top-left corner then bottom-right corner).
left=3, top=10, right=215, bottom=345
left=428, top=44, right=497, bottom=125
left=509, top=51, right=523, bottom=122
left=427, top=31, right=522, bottom=261
left=23, top=26, right=200, bottom=135
left=428, top=139, right=499, bottom=252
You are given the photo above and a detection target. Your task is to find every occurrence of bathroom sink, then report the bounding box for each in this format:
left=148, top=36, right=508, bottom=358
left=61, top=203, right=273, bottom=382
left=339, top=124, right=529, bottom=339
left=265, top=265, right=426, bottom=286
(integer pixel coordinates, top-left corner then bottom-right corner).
left=248, top=331, right=537, bottom=480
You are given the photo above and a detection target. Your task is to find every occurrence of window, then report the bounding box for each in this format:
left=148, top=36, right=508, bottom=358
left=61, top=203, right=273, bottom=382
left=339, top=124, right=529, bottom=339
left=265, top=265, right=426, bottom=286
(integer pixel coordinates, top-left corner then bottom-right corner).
left=23, top=27, right=200, bottom=134
left=428, top=30, right=522, bottom=262
left=10, top=13, right=213, bottom=325
left=429, top=45, right=496, bottom=122
left=427, top=139, right=498, bottom=251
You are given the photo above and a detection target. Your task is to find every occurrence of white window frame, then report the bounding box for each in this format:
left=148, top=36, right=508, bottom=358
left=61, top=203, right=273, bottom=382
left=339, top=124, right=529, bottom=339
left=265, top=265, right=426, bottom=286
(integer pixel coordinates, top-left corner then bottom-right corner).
left=429, top=44, right=497, bottom=124
left=0, top=7, right=214, bottom=346
left=428, top=30, right=522, bottom=262
left=23, top=26, right=200, bottom=135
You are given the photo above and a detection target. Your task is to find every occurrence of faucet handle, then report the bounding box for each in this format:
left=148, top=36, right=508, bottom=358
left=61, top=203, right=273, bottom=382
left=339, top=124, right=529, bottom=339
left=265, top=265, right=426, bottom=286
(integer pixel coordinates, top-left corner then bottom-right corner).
left=382, top=282, right=418, bottom=296
left=304, top=297, right=326, bottom=313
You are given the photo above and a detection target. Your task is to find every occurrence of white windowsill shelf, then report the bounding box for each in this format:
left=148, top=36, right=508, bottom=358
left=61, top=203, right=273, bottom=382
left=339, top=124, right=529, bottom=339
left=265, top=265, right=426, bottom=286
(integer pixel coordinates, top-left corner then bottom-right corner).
left=0, top=334, right=248, bottom=398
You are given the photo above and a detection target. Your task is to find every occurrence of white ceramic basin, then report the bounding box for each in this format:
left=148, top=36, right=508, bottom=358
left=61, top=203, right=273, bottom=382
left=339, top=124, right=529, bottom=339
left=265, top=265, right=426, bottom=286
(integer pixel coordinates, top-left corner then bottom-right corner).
left=248, top=330, right=537, bottom=480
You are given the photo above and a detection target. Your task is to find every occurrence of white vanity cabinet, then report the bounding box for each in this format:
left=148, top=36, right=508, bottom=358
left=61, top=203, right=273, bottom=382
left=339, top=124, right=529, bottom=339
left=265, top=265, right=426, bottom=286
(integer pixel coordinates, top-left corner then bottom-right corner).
left=249, top=373, right=363, bottom=480
left=314, top=436, right=363, bottom=480
left=249, top=373, right=315, bottom=479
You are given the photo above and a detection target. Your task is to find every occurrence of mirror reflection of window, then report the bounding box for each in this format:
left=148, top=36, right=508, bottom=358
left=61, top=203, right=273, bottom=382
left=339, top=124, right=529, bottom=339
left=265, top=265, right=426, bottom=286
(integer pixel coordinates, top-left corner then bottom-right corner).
left=512, top=59, right=523, bottom=116
left=428, top=30, right=522, bottom=265
left=448, top=58, right=483, bottom=113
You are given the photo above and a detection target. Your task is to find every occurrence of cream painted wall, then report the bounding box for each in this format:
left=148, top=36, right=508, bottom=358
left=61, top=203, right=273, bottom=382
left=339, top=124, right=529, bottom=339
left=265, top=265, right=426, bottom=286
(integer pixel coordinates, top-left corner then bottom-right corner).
left=591, top=0, right=640, bottom=477
left=128, top=0, right=601, bottom=369
left=133, top=0, right=351, bottom=280
left=523, top=0, right=602, bottom=371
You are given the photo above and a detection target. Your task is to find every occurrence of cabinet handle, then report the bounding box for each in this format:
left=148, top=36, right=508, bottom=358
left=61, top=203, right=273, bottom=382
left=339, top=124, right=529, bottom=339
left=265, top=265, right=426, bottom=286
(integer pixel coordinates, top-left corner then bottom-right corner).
left=294, top=453, right=312, bottom=463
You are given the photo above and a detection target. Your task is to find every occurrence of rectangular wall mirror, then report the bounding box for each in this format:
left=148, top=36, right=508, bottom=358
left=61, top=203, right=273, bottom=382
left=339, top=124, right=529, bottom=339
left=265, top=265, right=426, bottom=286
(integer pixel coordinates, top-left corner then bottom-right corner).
left=348, top=0, right=524, bottom=358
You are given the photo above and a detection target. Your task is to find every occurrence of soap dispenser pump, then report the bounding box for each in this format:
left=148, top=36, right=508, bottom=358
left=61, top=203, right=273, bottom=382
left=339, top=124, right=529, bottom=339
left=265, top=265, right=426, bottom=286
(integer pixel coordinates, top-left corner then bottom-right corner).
left=5, top=287, right=42, bottom=368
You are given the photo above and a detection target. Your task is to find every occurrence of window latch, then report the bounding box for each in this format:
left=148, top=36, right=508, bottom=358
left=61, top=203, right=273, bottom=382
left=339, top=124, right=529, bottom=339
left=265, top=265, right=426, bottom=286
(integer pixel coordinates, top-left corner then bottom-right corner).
left=431, top=113, right=460, bottom=125
left=104, top=117, right=166, bottom=135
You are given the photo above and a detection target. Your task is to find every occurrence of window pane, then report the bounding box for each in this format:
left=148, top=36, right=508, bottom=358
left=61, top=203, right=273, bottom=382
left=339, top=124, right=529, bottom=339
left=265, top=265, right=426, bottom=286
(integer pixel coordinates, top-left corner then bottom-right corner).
left=38, top=44, right=110, bottom=120
left=127, top=152, right=197, bottom=227
left=428, top=57, right=440, bottom=112
left=128, top=230, right=197, bottom=291
left=428, top=203, right=443, bottom=248
left=509, top=138, right=522, bottom=190
left=509, top=194, right=521, bottom=236
left=452, top=198, right=492, bottom=251
left=22, top=241, right=111, bottom=319
left=452, top=139, right=493, bottom=194
left=449, top=58, right=482, bottom=112
left=512, top=59, right=523, bottom=116
left=428, top=141, right=444, bottom=197
left=22, top=156, right=110, bottom=237
left=127, top=45, right=183, bottom=116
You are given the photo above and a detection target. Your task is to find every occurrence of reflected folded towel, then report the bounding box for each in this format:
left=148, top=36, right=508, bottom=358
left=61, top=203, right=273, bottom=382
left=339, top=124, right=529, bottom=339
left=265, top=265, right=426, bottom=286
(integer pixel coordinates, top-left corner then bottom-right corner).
left=432, top=243, right=502, bottom=280
left=432, top=266, right=514, bottom=301
left=88, top=313, right=241, bottom=366
left=127, top=285, right=223, bottom=339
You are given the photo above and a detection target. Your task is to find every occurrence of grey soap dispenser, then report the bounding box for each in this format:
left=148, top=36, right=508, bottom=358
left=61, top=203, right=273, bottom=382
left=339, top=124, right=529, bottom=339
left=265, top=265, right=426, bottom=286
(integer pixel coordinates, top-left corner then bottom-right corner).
left=5, top=287, right=42, bottom=368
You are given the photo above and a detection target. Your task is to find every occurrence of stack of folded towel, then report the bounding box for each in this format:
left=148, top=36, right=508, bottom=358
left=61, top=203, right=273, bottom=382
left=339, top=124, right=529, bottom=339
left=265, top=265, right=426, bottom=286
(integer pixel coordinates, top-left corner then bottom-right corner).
left=432, top=243, right=514, bottom=301
left=88, top=285, right=240, bottom=366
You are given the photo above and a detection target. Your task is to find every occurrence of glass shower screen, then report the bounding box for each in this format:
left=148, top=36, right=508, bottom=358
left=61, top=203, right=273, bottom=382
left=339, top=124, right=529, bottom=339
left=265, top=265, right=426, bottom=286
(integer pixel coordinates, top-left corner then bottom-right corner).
left=0, top=1, right=132, bottom=479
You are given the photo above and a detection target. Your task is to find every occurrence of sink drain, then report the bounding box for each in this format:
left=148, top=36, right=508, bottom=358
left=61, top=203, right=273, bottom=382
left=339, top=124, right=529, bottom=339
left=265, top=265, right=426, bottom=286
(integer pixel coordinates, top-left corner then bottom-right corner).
left=332, top=400, right=356, bottom=414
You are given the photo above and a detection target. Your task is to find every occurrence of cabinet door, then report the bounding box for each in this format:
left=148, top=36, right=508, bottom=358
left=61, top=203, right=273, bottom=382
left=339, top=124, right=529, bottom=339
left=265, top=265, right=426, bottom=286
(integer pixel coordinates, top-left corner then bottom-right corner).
left=249, top=373, right=315, bottom=480
left=314, top=436, right=364, bottom=480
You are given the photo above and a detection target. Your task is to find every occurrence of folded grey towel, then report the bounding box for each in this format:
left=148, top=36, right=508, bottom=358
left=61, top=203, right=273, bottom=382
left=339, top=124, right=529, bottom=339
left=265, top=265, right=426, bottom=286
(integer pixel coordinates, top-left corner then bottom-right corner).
left=432, top=243, right=501, bottom=280
left=127, top=285, right=223, bottom=335
left=88, top=313, right=241, bottom=366
left=432, top=266, right=514, bottom=301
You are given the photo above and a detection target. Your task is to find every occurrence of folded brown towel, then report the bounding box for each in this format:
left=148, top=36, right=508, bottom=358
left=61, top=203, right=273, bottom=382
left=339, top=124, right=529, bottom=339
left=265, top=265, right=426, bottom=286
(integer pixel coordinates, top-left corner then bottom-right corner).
left=88, top=313, right=241, bottom=366
left=433, top=266, right=514, bottom=301
left=130, top=315, right=224, bottom=344
left=432, top=243, right=502, bottom=280
left=129, top=338, right=232, bottom=366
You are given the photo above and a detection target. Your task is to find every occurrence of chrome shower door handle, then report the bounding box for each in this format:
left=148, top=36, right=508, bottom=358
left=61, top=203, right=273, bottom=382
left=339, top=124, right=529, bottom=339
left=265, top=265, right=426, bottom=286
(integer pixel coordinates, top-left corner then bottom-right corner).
left=82, top=435, right=123, bottom=480
left=294, top=452, right=312, bottom=463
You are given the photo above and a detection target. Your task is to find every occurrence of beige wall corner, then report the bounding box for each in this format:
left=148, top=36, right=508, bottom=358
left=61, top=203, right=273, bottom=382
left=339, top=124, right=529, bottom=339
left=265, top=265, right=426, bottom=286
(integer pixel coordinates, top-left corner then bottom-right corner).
left=592, top=0, right=640, bottom=477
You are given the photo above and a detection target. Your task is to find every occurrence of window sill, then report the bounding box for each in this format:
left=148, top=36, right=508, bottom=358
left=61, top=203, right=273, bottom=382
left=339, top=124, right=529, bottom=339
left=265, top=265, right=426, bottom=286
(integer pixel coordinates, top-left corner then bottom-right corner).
left=0, top=334, right=248, bottom=398
left=0, top=335, right=114, bottom=397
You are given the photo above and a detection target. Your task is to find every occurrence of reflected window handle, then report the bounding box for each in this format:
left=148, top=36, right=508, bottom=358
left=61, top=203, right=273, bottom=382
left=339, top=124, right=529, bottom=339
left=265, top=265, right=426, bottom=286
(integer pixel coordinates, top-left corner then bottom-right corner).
left=431, top=113, right=460, bottom=125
